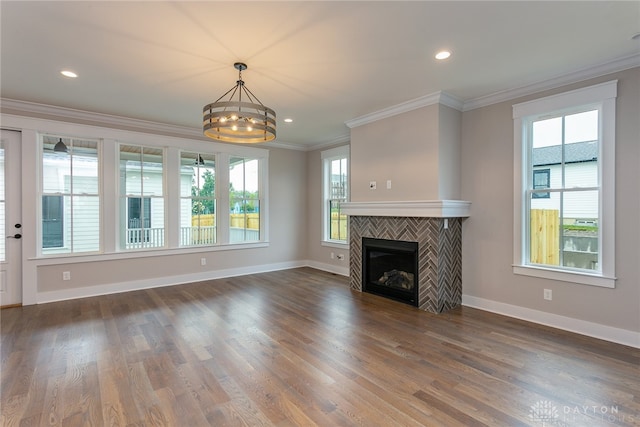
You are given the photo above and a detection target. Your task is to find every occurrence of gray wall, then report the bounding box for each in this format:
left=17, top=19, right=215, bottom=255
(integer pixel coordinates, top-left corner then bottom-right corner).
left=460, top=67, right=640, bottom=332
left=350, top=105, right=440, bottom=201
left=350, top=103, right=462, bottom=202
left=11, top=123, right=309, bottom=299
left=305, top=145, right=350, bottom=273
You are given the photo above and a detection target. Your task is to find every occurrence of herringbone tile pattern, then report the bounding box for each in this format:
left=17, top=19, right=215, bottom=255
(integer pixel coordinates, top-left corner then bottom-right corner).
left=349, top=216, right=462, bottom=313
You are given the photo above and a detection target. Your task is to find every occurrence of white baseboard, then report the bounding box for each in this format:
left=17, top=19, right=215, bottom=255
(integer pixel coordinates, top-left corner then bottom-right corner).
left=37, top=260, right=308, bottom=304
left=305, top=260, right=349, bottom=277
left=462, top=295, right=640, bottom=349
left=37, top=264, right=637, bottom=349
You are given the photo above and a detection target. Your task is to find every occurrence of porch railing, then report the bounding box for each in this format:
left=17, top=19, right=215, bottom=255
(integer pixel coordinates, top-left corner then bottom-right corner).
left=125, top=225, right=259, bottom=249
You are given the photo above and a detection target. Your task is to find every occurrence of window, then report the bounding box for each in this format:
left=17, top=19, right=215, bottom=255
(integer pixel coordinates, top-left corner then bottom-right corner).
left=180, top=152, right=216, bottom=246
left=41, top=136, right=100, bottom=254
left=229, top=157, right=261, bottom=243
left=532, top=169, right=550, bottom=199
left=513, top=81, right=616, bottom=287
left=119, top=145, right=165, bottom=249
left=322, top=146, right=349, bottom=244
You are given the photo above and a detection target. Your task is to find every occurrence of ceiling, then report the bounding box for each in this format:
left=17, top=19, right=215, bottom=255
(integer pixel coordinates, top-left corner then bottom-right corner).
left=1, top=1, right=639, bottom=149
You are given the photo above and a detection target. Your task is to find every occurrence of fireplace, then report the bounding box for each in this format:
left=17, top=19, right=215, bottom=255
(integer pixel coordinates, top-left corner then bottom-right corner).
left=344, top=207, right=468, bottom=314
left=362, top=237, right=418, bottom=306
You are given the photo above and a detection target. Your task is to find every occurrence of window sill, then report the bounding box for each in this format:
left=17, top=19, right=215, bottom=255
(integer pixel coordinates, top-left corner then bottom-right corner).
left=30, top=242, right=270, bottom=265
left=321, top=240, right=349, bottom=249
left=513, top=264, right=616, bottom=288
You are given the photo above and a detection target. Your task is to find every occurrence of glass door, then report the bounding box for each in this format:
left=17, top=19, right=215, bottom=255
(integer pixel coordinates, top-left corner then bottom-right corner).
left=0, top=130, right=22, bottom=307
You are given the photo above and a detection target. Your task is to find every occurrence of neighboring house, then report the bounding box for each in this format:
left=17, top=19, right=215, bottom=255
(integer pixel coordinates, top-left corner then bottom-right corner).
left=531, top=140, right=598, bottom=222
left=42, top=155, right=195, bottom=252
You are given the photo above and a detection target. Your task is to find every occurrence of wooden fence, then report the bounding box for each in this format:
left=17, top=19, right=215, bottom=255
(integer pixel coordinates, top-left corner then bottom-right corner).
left=192, top=214, right=259, bottom=230
left=330, top=212, right=348, bottom=240
left=530, top=209, right=559, bottom=266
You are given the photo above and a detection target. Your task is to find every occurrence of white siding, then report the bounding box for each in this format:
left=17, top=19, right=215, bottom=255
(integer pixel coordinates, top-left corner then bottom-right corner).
left=531, top=161, right=598, bottom=219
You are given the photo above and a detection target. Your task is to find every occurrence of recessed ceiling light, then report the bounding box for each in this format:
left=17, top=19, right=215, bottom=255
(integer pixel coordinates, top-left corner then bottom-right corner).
left=61, top=70, right=78, bottom=78
left=284, top=118, right=293, bottom=123
left=435, top=51, right=451, bottom=60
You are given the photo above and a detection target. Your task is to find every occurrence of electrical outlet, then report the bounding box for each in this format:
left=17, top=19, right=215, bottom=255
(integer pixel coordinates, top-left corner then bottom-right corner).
left=200, top=257, right=206, bottom=266
left=386, top=180, right=392, bottom=189
left=369, top=181, right=377, bottom=190
left=63, top=271, right=71, bottom=281
left=543, top=289, right=552, bottom=300
left=336, top=254, right=345, bottom=260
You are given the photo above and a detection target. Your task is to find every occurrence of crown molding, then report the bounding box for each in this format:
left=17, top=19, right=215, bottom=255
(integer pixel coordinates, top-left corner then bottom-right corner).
left=0, top=97, right=321, bottom=151
left=306, top=134, right=351, bottom=152
left=0, top=98, right=207, bottom=139
left=344, top=91, right=463, bottom=129
left=462, top=53, right=640, bottom=111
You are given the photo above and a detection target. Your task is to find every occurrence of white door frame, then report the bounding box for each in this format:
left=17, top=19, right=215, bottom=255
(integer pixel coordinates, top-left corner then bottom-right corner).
left=1, top=129, right=22, bottom=307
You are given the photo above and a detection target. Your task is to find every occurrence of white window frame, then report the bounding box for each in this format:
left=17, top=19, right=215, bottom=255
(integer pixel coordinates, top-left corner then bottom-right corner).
left=118, top=144, right=167, bottom=251
left=228, top=155, right=264, bottom=244
left=321, top=145, right=350, bottom=246
left=179, top=151, right=217, bottom=247
left=512, top=80, right=617, bottom=288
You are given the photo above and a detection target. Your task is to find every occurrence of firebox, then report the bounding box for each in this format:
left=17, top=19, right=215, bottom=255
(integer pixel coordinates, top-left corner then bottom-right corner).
left=362, top=237, right=419, bottom=306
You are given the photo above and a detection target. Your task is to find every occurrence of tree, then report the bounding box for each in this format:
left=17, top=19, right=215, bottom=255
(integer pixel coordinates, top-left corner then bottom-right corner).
left=192, top=169, right=215, bottom=214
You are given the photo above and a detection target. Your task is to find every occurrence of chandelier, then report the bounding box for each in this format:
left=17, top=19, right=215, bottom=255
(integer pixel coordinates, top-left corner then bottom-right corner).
left=203, top=62, right=276, bottom=143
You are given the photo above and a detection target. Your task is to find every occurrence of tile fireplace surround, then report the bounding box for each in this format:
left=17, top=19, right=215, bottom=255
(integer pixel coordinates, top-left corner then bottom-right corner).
left=343, top=201, right=470, bottom=314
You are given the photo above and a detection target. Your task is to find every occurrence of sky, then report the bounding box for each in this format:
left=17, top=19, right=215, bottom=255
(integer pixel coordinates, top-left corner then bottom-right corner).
left=532, top=109, right=598, bottom=148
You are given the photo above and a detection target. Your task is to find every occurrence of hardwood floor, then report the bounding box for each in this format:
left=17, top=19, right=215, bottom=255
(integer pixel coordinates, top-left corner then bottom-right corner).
left=1, top=267, right=638, bottom=426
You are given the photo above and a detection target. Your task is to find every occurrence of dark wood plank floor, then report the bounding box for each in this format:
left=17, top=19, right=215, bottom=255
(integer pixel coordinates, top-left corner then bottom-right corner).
left=1, top=267, right=638, bottom=426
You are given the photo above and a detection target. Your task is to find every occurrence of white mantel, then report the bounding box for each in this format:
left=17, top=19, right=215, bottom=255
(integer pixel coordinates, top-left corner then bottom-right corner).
left=341, top=200, right=471, bottom=218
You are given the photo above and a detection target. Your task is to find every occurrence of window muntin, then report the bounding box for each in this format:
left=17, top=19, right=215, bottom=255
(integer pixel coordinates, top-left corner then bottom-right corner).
left=180, top=152, right=216, bottom=246
left=41, top=136, right=100, bottom=254
left=513, top=80, right=616, bottom=287
left=229, top=157, right=260, bottom=243
left=322, top=146, right=349, bottom=244
left=119, top=145, right=165, bottom=250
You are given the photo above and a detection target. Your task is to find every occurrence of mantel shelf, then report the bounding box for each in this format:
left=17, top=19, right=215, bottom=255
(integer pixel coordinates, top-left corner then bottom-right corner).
left=341, top=200, right=471, bottom=218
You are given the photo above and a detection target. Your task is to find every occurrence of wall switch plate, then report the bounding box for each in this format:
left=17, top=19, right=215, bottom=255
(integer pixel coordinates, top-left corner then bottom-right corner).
left=63, top=271, right=71, bottom=281
left=544, top=289, right=552, bottom=300
left=386, top=180, right=392, bottom=189
left=369, top=181, right=377, bottom=190
left=201, top=258, right=207, bottom=266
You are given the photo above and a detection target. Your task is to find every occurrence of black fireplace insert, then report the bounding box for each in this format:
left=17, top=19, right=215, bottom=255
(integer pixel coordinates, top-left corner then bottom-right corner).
left=362, top=237, right=419, bottom=306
